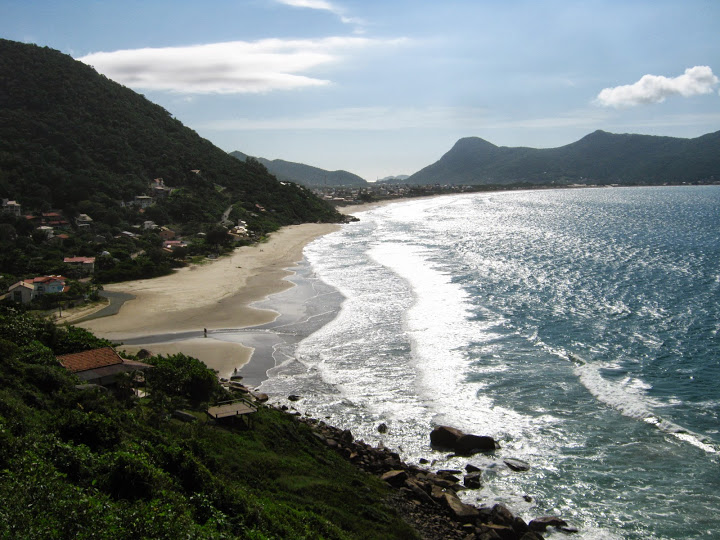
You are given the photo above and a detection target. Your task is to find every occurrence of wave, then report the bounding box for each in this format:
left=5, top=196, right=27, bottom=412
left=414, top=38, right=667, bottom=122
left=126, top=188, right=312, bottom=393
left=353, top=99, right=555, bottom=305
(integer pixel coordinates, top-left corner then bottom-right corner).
left=567, top=353, right=717, bottom=454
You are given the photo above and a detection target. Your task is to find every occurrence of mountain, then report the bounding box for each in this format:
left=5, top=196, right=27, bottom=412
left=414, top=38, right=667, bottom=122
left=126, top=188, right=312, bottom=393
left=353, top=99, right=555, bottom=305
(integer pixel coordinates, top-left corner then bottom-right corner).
left=376, top=175, right=410, bottom=184
left=404, top=130, right=720, bottom=185
left=0, top=39, right=341, bottom=230
left=230, top=151, right=367, bottom=187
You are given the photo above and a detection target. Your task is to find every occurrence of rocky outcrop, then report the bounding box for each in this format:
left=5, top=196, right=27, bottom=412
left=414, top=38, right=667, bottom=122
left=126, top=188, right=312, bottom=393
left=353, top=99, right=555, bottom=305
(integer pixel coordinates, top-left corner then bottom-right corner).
left=289, top=412, right=575, bottom=539
left=430, top=425, right=499, bottom=455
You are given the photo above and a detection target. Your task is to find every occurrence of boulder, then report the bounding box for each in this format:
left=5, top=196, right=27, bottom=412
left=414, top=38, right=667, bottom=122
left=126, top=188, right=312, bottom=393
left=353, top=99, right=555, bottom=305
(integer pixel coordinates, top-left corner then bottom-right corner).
left=465, top=463, right=481, bottom=473
left=430, top=425, right=464, bottom=448
left=288, top=394, right=301, bottom=401
left=377, top=422, right=388, bottom=433
left=443, top=492, right=480, bottom=523
left=464, top=471, right=482, bottom=489
left=504, top=458, right=530, bottom=472
left=455, top=434, right=498, bottom=454
left=381, top=469, right=408, bottom=487
left=528, top=516, right=568, bottom=532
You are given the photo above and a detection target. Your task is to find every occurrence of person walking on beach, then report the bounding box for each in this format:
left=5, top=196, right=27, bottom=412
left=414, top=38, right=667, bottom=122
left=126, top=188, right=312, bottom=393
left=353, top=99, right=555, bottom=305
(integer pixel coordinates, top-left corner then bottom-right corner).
left=203, top=328, right=207, bottom=338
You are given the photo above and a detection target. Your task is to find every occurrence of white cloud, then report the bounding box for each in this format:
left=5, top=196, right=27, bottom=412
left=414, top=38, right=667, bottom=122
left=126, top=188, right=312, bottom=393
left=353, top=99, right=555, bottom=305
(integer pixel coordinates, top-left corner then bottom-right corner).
left=596, top=66, right=719, bottom=107
left=78, top=37, right=395, bottom=94
left=276, top=0, right=364, bottom=29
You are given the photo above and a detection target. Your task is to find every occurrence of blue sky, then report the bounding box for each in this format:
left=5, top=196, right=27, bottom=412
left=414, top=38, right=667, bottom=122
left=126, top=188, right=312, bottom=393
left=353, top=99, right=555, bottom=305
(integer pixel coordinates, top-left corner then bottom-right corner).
left=3, top=0, right=719, bottom=180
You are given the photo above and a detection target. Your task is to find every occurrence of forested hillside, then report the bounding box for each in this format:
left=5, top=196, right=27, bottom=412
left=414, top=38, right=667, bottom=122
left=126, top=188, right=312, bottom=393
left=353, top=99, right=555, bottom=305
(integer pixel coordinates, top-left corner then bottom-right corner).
left=0, top=307, right=417, bottom=538
left=404, top=130, right=720, bottom=185
left=0, top=39, right=341, bottom=285
left=231, top=151, right=368, bottom=187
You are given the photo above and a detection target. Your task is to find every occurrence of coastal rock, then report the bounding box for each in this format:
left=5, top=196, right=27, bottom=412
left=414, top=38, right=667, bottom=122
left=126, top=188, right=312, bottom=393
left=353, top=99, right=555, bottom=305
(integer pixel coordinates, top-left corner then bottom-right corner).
left=455, top=434, right=498, bottom=454
left=465, top=463, right=481, bottom=473
left=377, top=422, right=388, bottom=433
left=464, top=471, right=482, bottom=489
left=381, top=469, right=407, bottom=487
left=442, top=492, right=480, bottom=522
left=430, top=425, right=464, bottom=448
left=430, top=425, right=498, bottom=455
left=504, top=458, right=530, bottom=472
left=528, top=516, right=568, bottom=532
left=288, top=394, right=301, bottom=401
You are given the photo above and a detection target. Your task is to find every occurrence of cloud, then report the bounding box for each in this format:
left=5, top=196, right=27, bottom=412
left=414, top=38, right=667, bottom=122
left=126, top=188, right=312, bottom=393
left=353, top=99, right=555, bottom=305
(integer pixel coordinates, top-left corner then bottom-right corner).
left=78, top=37, right=395, bottom=94
left=596, top=66, right=719, bottom=107
left=276, top=0, right=364, bottom=28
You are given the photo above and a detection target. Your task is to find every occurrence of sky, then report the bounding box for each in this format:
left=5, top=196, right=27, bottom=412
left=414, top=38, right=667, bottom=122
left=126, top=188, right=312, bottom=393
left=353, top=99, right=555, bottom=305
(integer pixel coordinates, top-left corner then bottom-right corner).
left=2, top=0, right=719, bottom=181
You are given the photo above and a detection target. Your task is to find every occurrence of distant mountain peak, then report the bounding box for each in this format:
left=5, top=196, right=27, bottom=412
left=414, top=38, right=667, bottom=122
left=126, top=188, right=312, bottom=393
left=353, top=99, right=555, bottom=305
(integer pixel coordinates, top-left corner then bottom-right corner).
left=406, top=130, right=720, bottom=186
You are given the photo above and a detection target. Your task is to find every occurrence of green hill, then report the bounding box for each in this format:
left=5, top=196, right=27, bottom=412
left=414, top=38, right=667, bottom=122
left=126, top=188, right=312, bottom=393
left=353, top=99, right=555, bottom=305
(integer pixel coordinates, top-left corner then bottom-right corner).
left=0, top=307, right=418, bottom=539
left=404, top=130, right=720, bottom=185
left=0, top=38, right=341, bottom=284
left=231, top=151, right=368, bottom=187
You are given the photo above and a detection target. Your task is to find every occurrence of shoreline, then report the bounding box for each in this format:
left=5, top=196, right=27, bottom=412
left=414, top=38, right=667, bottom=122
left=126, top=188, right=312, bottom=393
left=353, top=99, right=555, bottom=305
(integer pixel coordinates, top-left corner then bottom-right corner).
left=77, top=202, right=391, bottom=379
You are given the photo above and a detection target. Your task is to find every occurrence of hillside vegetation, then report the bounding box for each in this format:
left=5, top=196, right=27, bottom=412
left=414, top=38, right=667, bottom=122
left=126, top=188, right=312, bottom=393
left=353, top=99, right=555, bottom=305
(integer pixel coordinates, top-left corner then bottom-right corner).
left=0, top=307, right=417, bottom=539
left=0, top=39, right=341, bottom=286
left=231, top=151, right=368, bottom=187
left=405, top=130, right=720, bottom=186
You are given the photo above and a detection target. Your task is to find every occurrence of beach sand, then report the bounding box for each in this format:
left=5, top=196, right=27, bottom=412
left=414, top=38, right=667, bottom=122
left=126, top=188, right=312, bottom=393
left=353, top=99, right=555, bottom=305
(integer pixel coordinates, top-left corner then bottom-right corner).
left=77, top=222, right=340, bottom=375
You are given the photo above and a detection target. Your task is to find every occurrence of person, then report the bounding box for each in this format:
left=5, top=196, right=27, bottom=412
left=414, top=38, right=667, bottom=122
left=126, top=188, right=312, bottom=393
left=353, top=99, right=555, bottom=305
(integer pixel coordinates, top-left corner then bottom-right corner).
left=203, top=328, right=207, bottom=338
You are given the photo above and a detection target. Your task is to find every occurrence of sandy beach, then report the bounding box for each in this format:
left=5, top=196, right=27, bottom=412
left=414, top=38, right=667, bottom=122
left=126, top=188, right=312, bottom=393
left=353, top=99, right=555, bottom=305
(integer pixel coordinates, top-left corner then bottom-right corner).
left=77, top=222, right=340, bottom=375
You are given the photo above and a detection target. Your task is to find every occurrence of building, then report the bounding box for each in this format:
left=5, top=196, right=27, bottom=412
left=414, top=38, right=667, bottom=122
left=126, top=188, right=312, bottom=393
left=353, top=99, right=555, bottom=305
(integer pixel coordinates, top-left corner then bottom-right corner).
left=133, top=195, right=153, bottom=209
left=1, top=198, right=21, bottom=216
left=57, top=347, right=152, bottom=387
left=63, top=256, right=96, bottom=275
left=7, top=275, right=68, bottom=303
left=75, top=214, right=93, bottom=228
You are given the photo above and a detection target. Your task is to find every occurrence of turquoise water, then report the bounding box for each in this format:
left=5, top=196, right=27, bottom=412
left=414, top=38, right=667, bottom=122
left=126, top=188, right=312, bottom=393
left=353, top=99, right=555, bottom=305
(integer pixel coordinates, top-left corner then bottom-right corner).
left=260, top=186, right=720, bottom=539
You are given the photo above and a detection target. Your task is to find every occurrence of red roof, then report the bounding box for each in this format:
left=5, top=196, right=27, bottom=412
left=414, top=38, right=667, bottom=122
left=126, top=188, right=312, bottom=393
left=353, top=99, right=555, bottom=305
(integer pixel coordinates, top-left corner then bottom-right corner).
left=24, top=275, right=67, bottom=284
left=64, top=256, right=95, bottom=264
left=57, top=347, right=123, bottom=373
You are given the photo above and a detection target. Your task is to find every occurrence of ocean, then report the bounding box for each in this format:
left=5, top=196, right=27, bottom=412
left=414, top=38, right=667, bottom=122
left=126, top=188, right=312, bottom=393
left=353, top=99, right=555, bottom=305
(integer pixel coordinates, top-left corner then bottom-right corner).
left=257, top=186, right=720, bottom=539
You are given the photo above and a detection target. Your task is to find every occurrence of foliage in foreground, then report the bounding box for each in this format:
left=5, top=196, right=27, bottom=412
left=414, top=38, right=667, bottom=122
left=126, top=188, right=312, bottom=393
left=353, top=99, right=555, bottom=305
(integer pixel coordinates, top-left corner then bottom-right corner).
left=0, top=307, right=416, bottom=539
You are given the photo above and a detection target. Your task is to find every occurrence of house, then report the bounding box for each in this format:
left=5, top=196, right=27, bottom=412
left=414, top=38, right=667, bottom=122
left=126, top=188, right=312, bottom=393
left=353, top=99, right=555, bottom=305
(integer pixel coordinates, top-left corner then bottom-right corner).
left=162, top=240, right=187, bottom=252
left=150, top=178, right=173, bottom=199
left=63, top=256, right=95, bottom=275
left=41, top=211, right=70, bottom=229
left=57, top=347, right=152, bottom=387
left=7, top=281, right=34, bottom=304
left=158, top=227, right=175, bottom=241
left=7, top=275, right=68, bottom=303
left=133, top=195, right=153, bottom=209
left=1, top=198, right=21, bottom=216
left=75, top=214, right=93, bottom=228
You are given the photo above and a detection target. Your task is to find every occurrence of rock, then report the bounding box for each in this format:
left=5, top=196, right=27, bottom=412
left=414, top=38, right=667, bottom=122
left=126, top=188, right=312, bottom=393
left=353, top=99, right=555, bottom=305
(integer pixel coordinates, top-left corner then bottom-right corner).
left=252, top=392, right=269, bottom=403
left=528, top=516, right=568, bottom=532
left=381, top=469, right=408, bottom=487
left=377, top=422, right=388, bottom=433
left=404, top=478, right=436, bottom=505
left=430, top=425, right=465, bottom=448
left=455, top=434, right=498, bottom=454
left=419, top=458, right=429, bottom=464
left=464, top=471, right=482, bottom=489
left=339, top=429, right=354, bottom=443
left=504, top=458, right=530, bottom=472
left=443, top=492, right=480, bottom=523
left=465, top=463, right=481, bottom=473
left=490, top=504, right=515, bottom=526
left=437, top=468, right=463, bottom=475
left=288, top=394, right=301, bottom=401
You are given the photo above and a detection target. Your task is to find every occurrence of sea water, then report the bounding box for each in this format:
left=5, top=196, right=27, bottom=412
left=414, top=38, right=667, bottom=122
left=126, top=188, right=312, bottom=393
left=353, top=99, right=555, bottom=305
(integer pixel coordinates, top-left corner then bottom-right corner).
left=259, top=186, right=720, bottom=539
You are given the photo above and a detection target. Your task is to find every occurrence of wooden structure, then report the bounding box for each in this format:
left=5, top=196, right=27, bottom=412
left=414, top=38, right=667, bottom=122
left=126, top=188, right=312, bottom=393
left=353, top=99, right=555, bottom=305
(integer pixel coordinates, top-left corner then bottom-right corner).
left=207, top=398, right=257, bottom=427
